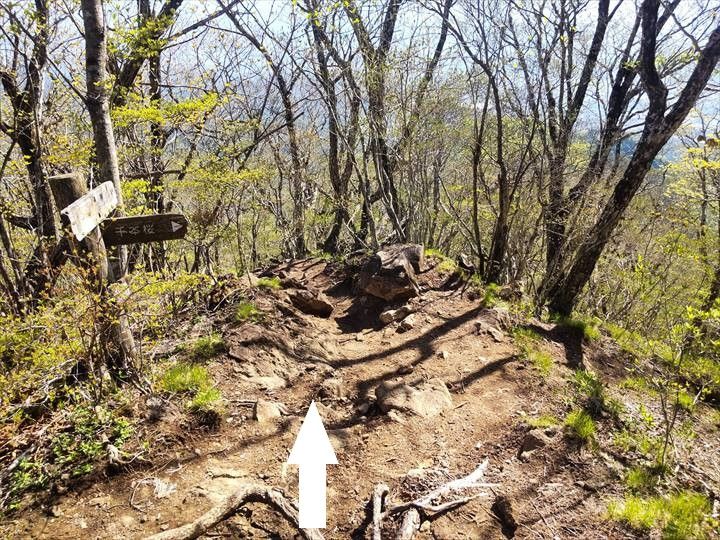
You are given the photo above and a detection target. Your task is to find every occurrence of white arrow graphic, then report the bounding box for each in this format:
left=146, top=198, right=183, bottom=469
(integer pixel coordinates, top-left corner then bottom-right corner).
left=287, top=401, right=337, bottom=529
left=170, top=220, right=183, bottom=233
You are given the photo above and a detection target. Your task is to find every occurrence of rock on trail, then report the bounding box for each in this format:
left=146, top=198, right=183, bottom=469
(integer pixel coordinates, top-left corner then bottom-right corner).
left=375, top=378, right=453, bottom=419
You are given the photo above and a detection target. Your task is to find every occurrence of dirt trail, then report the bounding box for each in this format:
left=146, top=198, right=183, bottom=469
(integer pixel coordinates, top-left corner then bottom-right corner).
left=7, top=259, right=624, bottom=539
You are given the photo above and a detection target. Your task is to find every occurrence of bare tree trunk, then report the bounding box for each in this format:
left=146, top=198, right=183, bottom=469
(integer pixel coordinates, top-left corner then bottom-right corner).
left=537, top=2, right=683, bottom=308
left=542, top=0, right=612, bottom=274
left=147, top=47, right=168, bottom=268
left=309, top=17, right=350, bottom=254
left=78, top=1, right=139, bottom=374
left=451, top=10, right=511, bottom=283
left=303, top=3, right=364, bottom=252
left=80, top=0, right=128, bottom=277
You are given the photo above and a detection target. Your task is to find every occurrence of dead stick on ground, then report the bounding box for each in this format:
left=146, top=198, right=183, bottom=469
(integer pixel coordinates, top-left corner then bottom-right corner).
left=145, top=484, right=324, bottom=540
left=530, top=498, right=553, bottom=533
left=372, top=460, right=495, bottom=540
left=396, top=508, right=422, bottom=540
left=372, top=483, right=390, bottom=540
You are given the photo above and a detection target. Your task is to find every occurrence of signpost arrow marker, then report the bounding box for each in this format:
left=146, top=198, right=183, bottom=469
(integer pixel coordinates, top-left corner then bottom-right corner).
left=287, top=401, right=337, bottom=529
left=101, top=214, right=188, bottom=246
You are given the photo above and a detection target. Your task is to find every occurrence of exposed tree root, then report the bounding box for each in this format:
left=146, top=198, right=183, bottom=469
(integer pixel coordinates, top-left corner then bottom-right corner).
left=372, top=460, right=494, bottom=540
left=146, top=484, right=324, bottom=540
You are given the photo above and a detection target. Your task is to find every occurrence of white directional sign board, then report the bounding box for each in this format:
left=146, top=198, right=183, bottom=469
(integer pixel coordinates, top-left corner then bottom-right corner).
left=60, top=181, right=118, bottom=241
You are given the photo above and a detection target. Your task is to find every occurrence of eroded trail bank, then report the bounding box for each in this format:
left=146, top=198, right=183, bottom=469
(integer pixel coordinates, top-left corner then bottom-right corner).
left=4, top=252, right=719, bottom=539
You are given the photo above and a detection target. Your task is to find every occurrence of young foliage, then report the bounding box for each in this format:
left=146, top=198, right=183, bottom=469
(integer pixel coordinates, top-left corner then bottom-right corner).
left=186, top=334, right=226, bottom=361
left=564, top=409, right=596, bottom=442
left=607, top=491, right=712, bottom=539
left=234, top=300, right=263, bottom=323
left=161, top=363, right=212, bottom=393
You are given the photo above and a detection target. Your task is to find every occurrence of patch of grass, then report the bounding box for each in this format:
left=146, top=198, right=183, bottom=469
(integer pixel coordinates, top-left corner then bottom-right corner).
left=188, top=387, right=223, bottom=413
left=437, top=258, right=458, bottom=273
left=663, top=491, right=713, bottom=539
left=187, top=333, right=226, bottom=360
left=613, top=429, right=663, bottom=458
left=256, top=276, right=282, bottom=290
left=513, top=327, right=553, bottom=376
left=625, top=466, right=659, bottom=493
left=621, top=376, right=655, bottom=393
left=234, top=300, right=263, bottom=323
left=573, top=369, right=603, bottom=398
left=571, top=369, right=623, bottom=418
left=528, top=349, right=554, bottom=377
left=161, top=362, right=212, bottom=394
left=424, top=248, right=446, bottom=258
left=607, top=491, right=712, bottom=539
left=524, top=414, right=560, bottom=429
left=482, top=282, right=502, bottom=307
left=511, top=326, right=542, bottom=342
left=161, top=362, right=224, bottom=420
left=607, top=495, right=664, bottom=531
left=564, top=409, right=596, bottom=442
left=552, top=314, right=601, bottom=341
left=572, top=369, right=606, bottom=415
left=424, top=248, right=458, bottom=274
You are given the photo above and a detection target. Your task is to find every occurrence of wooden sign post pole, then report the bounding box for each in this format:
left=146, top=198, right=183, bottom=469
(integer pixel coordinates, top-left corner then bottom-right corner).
left=49, top=173, right=137, bottom=377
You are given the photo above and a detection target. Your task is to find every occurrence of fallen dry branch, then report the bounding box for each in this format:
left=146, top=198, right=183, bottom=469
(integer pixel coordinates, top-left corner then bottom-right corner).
left=372, top=460, right=494, bottom=540
left=146, top=484, right=324, bottom=540
left=396, top=508, right=421, bottom=540
left=372, top=484, right=390, bottom=540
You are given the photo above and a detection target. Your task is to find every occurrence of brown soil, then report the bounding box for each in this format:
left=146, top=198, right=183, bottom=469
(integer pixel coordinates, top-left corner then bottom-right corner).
left=2, top=258, right=717, bottom=539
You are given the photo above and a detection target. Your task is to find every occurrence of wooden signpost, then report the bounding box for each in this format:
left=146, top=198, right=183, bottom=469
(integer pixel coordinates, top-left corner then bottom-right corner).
left=60, top=181, right=118, bottom=241
left=101, top=214, right=189, bottom=246
left=49, top=173, right=190, bottom=377
left=55, top=178, right=189, bottom=247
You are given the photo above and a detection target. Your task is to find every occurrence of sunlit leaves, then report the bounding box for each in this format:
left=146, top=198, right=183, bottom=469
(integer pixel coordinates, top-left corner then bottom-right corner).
left=112, top=92, right=220, bottom=129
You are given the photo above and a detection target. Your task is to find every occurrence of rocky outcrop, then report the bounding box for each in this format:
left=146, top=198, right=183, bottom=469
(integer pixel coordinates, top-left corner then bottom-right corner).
left=475, top=319, right=504, bottom=342
left=397, top=314, right=417, bottom=333
left=288, top=289, right=334, bottom=317
left=375, top=378, right=452, bottom=418
left=357, top=244, right=424, bottom=302
left=379, top=305, right=413, bottom=325
left=518, top=428, right=558, bottom=460
left=253, top=399, right=285, bottom=423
